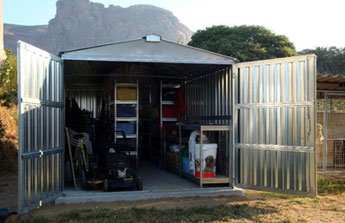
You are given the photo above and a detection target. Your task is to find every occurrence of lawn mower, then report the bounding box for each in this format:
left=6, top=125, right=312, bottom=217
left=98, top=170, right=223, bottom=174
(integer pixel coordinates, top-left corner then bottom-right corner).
left=102, top=131, right=143, bottom=191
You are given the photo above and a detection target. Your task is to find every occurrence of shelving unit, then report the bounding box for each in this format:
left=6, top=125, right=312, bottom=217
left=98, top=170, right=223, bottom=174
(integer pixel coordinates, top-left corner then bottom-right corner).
left=164, top=124, right=230, bottom=187
left=114, top=80, right=139, bottom=165
left=159, top=81, right=180, bottom=128
left=160, top=81, right=181, bottom=163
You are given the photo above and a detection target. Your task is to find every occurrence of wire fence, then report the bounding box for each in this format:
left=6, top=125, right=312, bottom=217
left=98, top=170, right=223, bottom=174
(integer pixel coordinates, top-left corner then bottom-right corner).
left=317, top=91, right=345, bottom=176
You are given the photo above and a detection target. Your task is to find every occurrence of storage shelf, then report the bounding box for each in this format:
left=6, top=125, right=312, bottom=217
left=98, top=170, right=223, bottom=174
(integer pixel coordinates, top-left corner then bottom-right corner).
left=116, top=83, right=138, bottom=87
left=125, top=151, right=137, bottom=156
left=162, top=100, right=174, bottom=105
left=162, top=117, right=177, bottom=122
left=115, top=100, right=137, bottom=104
left=116, top=134, right=137, bottom=139
left=161, top=84, right=180, bottom=88
left=164, top=124, right=230, bottom=132
left=181, top=172, right=229, bottom=185
left=114, top=80, right=139, bottom=169
left=116, top=117, right=137, bottom=122
left=163, top=124, right=231, bottom=188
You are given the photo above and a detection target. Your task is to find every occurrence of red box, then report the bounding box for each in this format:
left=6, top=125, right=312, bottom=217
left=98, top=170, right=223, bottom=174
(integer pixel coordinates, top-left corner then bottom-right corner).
left=162, top=106, right=176, bottom=117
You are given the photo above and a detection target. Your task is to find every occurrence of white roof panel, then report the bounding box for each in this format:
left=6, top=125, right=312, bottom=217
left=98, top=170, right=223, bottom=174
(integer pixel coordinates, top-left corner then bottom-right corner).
left=60, top=36, right=235, bottom=65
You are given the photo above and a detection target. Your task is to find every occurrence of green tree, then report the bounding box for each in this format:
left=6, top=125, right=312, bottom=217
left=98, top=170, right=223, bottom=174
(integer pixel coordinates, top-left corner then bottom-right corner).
left=0, top=49, right=17, bottom=106
left=299, top=47, right=345, bottom=75
left=188, top=25, right=297, bottom=62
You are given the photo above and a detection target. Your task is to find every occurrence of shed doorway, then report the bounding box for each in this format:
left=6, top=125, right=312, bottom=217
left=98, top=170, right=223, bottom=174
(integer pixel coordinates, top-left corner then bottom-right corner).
left=63, top=59, right=233, bottom=192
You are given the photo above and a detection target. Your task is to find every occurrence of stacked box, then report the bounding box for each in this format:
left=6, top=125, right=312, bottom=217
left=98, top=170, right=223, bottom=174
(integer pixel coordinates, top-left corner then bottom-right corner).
left=117, top=88, right=137, bottom=100
left=116, top=123, right=135, bottom=135
left=166, top=151, right=179, bottom=170
left=117, top=106, right=136, bottom=117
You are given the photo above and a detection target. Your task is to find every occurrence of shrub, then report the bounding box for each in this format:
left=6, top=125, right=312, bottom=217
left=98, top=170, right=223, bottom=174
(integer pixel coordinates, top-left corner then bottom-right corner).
left=0, top=49, right=17, bottom=107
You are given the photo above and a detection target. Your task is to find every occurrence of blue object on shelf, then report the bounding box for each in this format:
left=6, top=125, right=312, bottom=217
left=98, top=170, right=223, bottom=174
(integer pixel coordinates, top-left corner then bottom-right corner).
left=117, top=106, right=136, bottom=117
left=116, top=123, right=135, bottom=135
left=182, top=157, right=189, bottom=173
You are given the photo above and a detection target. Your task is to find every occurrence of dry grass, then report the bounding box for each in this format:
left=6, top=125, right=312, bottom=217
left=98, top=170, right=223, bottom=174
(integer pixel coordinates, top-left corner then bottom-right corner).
left=0, top=104, right=18, bottom=173
left=18, top=190, right=345, bottom=223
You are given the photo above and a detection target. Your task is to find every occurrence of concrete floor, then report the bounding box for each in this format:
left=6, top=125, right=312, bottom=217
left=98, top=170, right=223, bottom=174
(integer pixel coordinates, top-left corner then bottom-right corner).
left=57, top=162, right=244, bottom=204
left=138, top=162, right=198, bottom=191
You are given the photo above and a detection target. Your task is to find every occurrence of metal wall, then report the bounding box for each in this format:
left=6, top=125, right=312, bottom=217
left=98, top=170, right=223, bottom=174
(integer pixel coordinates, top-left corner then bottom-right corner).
left=66, top=89, right=102, bottom=118
left=18, top=42, right=64, bottom=214
left=185, top=67, right=232, bottom=176
left=234, top=55, right=317, bottom=196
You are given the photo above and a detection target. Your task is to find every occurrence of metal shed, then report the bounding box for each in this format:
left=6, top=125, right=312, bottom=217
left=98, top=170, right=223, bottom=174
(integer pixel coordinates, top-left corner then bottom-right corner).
left=17, top=35, right=317, bottom=214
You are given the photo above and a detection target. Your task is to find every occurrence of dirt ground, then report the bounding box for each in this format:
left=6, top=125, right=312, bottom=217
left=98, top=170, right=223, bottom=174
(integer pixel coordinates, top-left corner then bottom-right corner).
left=0, top=104, right=18, bottom=211
left=1, top=171, right=345, bottom=222
left=18, top=189, right=343, bottom=223
left=0, top=173, right=17, bottom=211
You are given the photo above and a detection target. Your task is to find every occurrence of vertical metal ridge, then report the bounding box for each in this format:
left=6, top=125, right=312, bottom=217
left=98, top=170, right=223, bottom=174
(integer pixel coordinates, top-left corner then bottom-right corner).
left=234, top=55, right=317, bottom=196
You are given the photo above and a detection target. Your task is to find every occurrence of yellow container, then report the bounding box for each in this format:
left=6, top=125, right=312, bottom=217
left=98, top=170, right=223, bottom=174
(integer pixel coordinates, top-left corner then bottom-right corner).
left=117, top=88, right=137, bottom=100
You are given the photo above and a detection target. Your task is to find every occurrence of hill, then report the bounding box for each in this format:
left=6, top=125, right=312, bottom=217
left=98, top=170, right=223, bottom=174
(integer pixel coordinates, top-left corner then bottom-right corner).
left=4, top=0, right=193, bottom=54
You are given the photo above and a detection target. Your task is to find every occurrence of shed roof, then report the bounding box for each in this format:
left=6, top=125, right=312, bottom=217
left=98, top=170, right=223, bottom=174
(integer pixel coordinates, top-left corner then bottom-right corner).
left=60, top=35, right=236, bottom=65
left=317, top=74, right=345, bottom=91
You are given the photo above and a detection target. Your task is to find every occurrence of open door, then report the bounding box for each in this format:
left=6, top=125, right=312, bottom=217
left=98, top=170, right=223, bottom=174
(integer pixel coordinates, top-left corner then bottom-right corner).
left=17, top=41, right=64, bottom=214
left=233, top=55, right=317, bottom=196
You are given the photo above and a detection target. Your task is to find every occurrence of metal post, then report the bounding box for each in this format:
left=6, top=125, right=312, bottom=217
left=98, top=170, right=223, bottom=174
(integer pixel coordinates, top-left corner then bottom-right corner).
left=322, top=91, right=328, bottom=175
left=136, top=80, right=139, bottom=169
left=179, top=124, right=182, bottom=177
left=114, top=80, right=117, bottom=143
left=200, top=127, right=203, bottom=187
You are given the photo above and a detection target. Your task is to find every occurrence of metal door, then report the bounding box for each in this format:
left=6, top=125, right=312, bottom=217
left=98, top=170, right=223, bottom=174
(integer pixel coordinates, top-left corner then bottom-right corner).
left=17, top=41, right=64, bottom=214
left=233, top=55, right=317, bottom=196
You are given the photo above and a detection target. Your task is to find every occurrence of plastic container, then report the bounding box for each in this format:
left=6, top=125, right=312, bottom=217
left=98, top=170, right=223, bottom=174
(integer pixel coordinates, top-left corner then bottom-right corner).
left=117, top=106, right=136, bottom=117
left=116, top=123, right=135, bottom=135
left=162, top=88, right=177, bottom=101
left=194, top=143, right=217, bottom=178
left=162, top=106, right=177, bottom=117
left=188, top=131, right=199, bottom=175
left=182, top=157, right=189, bottom=173
left=169, top=144, right=186, bottom=153
left=117, top=88, right=137, bottom=100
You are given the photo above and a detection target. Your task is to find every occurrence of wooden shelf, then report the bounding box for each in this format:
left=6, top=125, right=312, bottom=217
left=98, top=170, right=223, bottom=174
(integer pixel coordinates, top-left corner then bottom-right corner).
left=181, top=172, right=229, bottom=185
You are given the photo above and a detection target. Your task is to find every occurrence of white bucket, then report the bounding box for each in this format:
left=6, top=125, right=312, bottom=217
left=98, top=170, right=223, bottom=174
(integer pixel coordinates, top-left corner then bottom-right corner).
left=194, top=143, right=217, bottom=178
left=188, top=131, right=199, bottom=175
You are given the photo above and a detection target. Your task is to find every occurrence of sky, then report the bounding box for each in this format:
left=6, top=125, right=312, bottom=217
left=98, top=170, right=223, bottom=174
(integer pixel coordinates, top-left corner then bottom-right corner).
left=3, top=0, right=345, bottom=51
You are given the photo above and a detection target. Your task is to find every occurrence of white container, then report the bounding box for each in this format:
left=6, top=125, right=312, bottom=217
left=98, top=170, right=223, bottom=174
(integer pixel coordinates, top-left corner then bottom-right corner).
left=169, top=144, right=185, bottom=153
left=194, top=143, right=217, bottom=178
left=188, top=131, right=199, bottom=175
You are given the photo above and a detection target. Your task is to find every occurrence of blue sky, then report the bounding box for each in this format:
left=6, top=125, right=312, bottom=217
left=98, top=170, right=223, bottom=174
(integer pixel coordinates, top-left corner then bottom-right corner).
left=4, top=0, right=345, bottom=51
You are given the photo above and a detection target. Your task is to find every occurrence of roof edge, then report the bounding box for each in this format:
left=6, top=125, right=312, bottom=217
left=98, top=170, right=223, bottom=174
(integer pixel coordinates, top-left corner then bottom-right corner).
left=59, top=35, right=237, bottom=62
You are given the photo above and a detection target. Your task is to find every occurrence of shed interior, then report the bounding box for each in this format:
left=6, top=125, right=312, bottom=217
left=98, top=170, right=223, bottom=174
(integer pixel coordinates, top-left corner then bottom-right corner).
left=63, top=59, right=233, bottom=191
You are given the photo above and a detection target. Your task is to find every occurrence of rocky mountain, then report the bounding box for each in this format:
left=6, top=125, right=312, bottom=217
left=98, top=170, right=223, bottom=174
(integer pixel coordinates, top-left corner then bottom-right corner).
left=4, top=0, right=193, bottom=55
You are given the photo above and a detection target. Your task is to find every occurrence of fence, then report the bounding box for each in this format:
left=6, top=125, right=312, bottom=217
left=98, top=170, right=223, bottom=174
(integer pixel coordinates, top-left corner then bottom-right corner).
left=317, top=91, right=345, bottom=176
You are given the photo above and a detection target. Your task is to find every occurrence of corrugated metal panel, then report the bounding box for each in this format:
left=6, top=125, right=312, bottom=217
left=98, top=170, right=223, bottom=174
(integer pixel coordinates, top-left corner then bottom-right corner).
left=185, top=67, right=233, bottom=177
left=234, top=55, right=317, bottom=196
left=66, top=89, right=101, bottom=118
left=18, top=41, right=64, bottom=214
left=60, top=37, right=235, bottom=65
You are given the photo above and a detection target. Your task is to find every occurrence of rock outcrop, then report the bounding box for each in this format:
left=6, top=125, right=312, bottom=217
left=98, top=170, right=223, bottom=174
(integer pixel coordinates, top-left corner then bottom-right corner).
left=5, top=0, right=193, bottom=54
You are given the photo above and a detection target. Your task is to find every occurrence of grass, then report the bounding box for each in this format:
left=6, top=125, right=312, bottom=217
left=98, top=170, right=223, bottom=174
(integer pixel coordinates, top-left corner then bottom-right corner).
left=20, top=205, right=270, bottom=223
left=317, top=177, right=345, bottom=195
left=260, top=192, right=295, bottom=200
